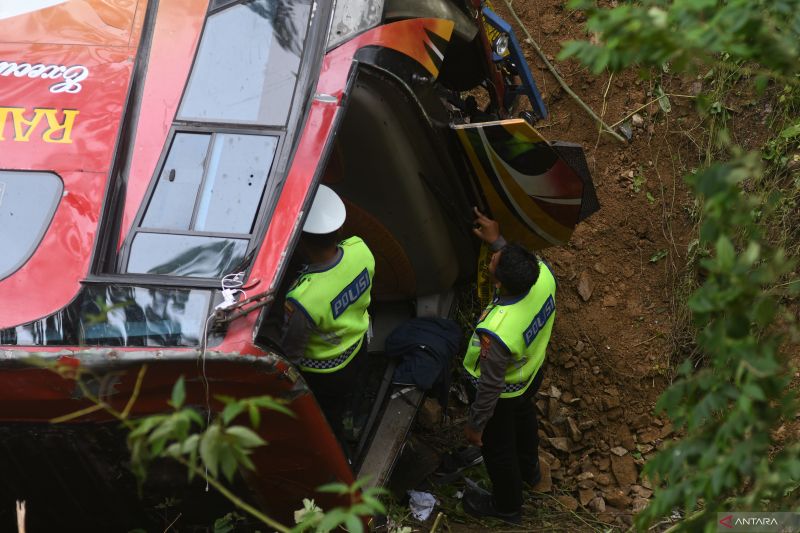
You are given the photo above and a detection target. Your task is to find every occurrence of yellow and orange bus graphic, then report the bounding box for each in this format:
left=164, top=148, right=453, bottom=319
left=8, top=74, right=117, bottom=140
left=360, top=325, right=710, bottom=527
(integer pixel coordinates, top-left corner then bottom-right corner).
left=0, top=107, right=79, bottom=143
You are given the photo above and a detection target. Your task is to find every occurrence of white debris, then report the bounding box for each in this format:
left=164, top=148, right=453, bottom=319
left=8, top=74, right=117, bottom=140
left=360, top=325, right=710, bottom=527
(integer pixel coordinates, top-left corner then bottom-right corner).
left=408, top=490, right=438, bottom=521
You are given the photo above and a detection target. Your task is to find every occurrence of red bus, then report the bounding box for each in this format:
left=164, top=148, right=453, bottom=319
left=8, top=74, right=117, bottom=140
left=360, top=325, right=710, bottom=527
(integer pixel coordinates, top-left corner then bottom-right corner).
left=0, top=0, right=597, bottom=529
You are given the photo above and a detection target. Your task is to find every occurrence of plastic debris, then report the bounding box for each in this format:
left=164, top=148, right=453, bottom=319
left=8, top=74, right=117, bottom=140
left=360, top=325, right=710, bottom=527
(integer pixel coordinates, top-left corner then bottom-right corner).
left=407, top=490, right=438, bottom=521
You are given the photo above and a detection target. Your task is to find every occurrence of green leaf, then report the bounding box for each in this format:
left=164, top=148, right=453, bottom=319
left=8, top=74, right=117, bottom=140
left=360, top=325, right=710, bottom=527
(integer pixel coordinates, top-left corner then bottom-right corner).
left=715, top=235, right=735, bottom=271
left=222, top=402, right=246, bottom=426
left=226, top=426, right=267, bottom=449
left=317, top=482, right=350, bottom=495
left=254, top=396, right=295, bottom=418
left=779, top=122, right=800, bottom=139
left=345, top=514, right=363, bottom=533
left=656, top=85, right=671, bottom=113
left=647, top=192, right=656, bottom=204
left=316, top=509, right=348, bottom=533
left=650, top=249, right=668, bottom=263
left=200, top=424, right=222, bottom=478
left=220, top=447, right=238, bottom=482
left=360, top=495, right=386, bottom=515
left=248, top=403, right=261, bottom=429
left=743, top=382, right=766, bottom=401
left=170, top=376, right=186, bottom=409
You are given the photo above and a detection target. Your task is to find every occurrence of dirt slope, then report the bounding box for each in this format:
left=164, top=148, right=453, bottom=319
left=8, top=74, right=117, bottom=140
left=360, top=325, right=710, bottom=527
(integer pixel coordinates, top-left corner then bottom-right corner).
left=420, top=1, right=703, bottom=530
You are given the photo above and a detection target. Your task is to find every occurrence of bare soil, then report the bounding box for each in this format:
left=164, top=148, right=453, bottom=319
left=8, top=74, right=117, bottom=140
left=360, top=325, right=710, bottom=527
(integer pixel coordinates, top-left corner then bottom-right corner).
left=398, top=0, right=776, bottom=531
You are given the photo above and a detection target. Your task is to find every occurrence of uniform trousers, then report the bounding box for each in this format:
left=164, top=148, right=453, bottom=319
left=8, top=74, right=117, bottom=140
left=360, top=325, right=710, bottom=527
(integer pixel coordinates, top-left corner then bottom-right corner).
left=474, top=368, right=545, bottom=514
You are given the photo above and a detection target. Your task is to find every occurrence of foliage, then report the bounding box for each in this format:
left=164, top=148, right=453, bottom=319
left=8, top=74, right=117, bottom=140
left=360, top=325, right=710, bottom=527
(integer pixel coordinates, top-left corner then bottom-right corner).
left=640, top=154, right=800, bottom=529
left=293, top=478, right=388, bottom=533
left=128, top=376, right=274, bottom=484
left=560, top=0, right=800, bottom=79
left=561, top=0, right=800, bottom=530
left=38, top=362, right=386, bottom=532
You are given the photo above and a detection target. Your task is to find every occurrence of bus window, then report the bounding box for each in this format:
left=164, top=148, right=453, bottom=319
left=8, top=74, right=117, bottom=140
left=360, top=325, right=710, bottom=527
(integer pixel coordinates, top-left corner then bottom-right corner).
left=177, top=0, right=312, bottom=126
left=0, top=171, right=62, bottom=280
left=127, top=133, right=276, bottom=278
left=128, top=234, right=248, bottom=278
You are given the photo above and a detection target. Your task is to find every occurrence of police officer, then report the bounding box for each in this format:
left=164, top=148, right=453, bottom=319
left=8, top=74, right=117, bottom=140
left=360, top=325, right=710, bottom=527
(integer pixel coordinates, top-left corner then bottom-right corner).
left=462, top=208, right=556, bottom=524
left=282, top=185, right=375, bottom=454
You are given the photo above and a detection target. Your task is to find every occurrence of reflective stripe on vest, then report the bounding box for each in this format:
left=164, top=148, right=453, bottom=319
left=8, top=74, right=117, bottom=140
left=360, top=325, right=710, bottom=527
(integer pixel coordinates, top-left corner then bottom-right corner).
left=463, top=260, right=556, bottom=398
left=286, top=236, right=375, bottom=373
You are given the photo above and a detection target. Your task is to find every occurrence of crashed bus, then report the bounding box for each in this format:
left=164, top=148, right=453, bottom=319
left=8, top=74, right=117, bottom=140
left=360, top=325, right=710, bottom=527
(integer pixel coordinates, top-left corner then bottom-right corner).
left=0, top=0, right=598, bottom=529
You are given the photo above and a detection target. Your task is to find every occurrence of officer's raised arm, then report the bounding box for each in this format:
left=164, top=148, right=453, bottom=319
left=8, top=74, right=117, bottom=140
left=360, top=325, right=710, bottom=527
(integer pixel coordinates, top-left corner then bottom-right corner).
left=472, top=207, right=507, bottom=251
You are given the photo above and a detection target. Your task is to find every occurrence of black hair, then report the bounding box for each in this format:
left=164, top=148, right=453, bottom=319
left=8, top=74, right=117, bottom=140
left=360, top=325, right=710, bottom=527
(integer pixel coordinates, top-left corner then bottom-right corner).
left=495, top=243, right=540, bottom=296
left=300, top=230, right=340, bottom=250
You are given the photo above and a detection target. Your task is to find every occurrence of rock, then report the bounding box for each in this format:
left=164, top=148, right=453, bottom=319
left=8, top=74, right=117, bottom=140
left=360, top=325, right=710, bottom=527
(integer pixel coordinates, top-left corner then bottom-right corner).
left=610, top=446, right=628, bottom=457
left=641, top=478, right=653, bottom=490
left=611, top=454, right=639, bottom=487
left=574, top=340, right=585, bottom=353
left=543, top=421, right=566, bottom=438
left=604, top=488, right=631, bottom=508
left=638, top=427, right=661, bottom=443
left=637, top=444, right=654, bottom=454
left=658, top=423, right=674, bottom=439
left=597, top=513, right=616, bottom=524
left=561, top=391, right=574, bottom=403
left=592, top=366, right=601, bottom=375
left=596, top=473, right=612, bottom=486
left=631, top=113, right=644, bottom=127
left=567, top=417, right=583, bottom=442
left=548, top=437, right=571, bottom=453
left=631, top=485, right=653, bottom=499
left=539, top=450, right=561, bottom=471
left=589, top=497, right=606, bottom=513
left=556, top=495, right=578, bottom=512
left=564, top=359, right=576, bottom=369
left=603, top=395, right=621, bottom=409
left=594, top=455, right=611, bottom=471
left=578, top=479, right=596, bottom=490
left=532, top=459, right=552, bottom=493
left=535, top=399, right=547, bottom=416
left=548, top=397, right=565, bottom=425
left=602, top=295, right=618, bottom=307
left=539, top=449, right=557, bottom=466
left=631, top=413, right=650, bottom=428
left=619, top=425, right=636, bottom=451
left=549, top=385, right=562, bottom=399
left=618, top=121, right=633, bottom=141
left=579, top=419, right=597, bottom=431
left=418, top=398, right=441, bottom=429
left=607, top=407, right=624, bottom=421
left=577, top=271, right=594, bottom=301
left=576, top=471, right=594, bottom=482
left=632, top=497, right=649, bottom=513
left=578, top=488, right=595, bottom=507
left=593, top=262, right=608, bottom=275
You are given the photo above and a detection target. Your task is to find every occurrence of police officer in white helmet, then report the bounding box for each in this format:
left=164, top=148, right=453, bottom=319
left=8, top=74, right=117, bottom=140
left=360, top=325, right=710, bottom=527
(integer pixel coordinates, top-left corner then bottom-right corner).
left=282, top=185, right=375, bottom=457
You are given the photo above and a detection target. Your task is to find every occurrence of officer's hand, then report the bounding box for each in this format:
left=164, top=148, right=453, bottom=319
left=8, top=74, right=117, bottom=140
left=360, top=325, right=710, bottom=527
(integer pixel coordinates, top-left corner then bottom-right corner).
left=464, top=425, right=484, bottom=447
left=472, top=207, right=500, bottom=244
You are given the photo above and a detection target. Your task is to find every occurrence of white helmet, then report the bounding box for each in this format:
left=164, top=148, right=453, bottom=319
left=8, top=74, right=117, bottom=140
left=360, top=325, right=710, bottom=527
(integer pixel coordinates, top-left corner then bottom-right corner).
left=303, top=184, right=346, bottom=234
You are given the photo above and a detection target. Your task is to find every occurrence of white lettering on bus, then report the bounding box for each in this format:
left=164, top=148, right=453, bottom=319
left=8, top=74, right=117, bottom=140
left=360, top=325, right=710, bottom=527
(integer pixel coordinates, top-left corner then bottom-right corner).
left=0, top=61, right=89, bottom=93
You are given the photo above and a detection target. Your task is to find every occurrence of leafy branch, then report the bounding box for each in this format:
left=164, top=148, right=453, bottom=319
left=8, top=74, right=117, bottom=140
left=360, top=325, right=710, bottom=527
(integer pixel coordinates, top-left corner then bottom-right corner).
left=36, top=359, right=385, bottom=532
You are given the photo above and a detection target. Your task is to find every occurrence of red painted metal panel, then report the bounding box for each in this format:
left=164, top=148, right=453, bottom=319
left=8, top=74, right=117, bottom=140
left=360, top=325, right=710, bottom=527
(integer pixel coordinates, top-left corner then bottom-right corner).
left=0, top=2, right=146, bottom=327
left=119, top=0, right=209, bottom=241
